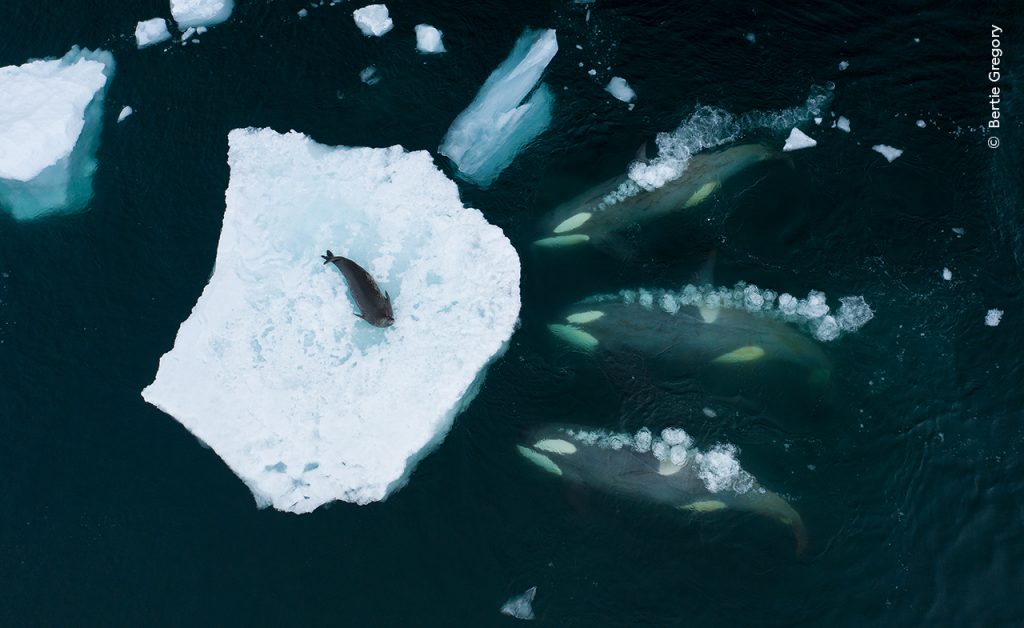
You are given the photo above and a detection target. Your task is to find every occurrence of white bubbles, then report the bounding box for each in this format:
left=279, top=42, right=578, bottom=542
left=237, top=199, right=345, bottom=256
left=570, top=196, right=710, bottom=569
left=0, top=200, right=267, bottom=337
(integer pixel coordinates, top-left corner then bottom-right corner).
left=634, top=427, right=653, bottom=452
left=661, top=427, right=693, bottom=448
left=669, top=445, right=689, bottom=466
left=836, top=296, right=874, bottom=331
left=696, top=444, right=754, bottom=494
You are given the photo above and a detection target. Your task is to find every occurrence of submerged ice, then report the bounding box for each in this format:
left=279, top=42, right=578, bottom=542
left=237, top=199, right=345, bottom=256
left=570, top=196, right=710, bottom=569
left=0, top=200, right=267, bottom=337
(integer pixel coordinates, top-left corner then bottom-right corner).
left=141, top=128, right=521, bottom=513
left=438, top=28, right=558, bottom=187
left=0, top=47, right=114, bottom=221
left=501, top=587, right=537, bottom=620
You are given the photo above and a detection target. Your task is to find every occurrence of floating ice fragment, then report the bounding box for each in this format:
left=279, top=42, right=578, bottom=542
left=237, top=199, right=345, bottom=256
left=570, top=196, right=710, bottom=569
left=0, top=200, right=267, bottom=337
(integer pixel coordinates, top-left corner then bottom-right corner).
left=587, top=68, right=597, bottom=76
left=439, top=28, right=558, bottom=187
left=501, top=587, right=537, bottom=620
left=605, top=76, right=636, bottom=104
left=353, top=4, right=393, bottom=37
left=359, top=66, right=379, bottom=85
left=814, top=117, right=822, bottom=125
left=181, top=26, right=196, bottom=41
left=985, top=309, right=1003, bottom=327
left=414, top=24, right=445, bottom=53
left=783, top=128, right=817, bottom=151
left=135, top=18, right=171, bottom=48
left=0, top=47, right=114, bottom=221
left=297, top=8, right=308, bottom=17
left=170, top=0, right=234, bottom=28
left=916, top=119, right=926, bottom=128
left=745, top=32, right=756, bottom=43
left=952, top=227, right=965, bottom=236
left=117, top=105, right=134, bottom=122
left=839, top=60, right=849, bottom=71
left=702, top=407, right=717, bottom=418
left=141, top=128, right=521, bottom=513
left=941, top=268, right=952, bottom=281
left=872, top=144, right=903, bottom=162
left=836, top=116, right=851, bottom=132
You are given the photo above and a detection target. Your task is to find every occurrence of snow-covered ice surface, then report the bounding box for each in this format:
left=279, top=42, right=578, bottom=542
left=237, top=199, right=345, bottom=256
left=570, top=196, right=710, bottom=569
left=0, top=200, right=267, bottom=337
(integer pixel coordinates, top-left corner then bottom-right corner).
left=117, top=106, right=134, bottom=122
left=353, top=4, right=393, bottom=37
left=783, top=128, right=817, bottom=151
left=141, top=128, right=521, bottom=513
left=872, top=144, right=903, bottom=162
left=0, top=47, right=115, bottom=221
left=135, top=18, right=171, bottom=48
left=501, top=587, right=537, bottom=620
left=170, top=0, right=234, bottom=28
left=439, top=28, right=558, bottom=188
left=985, top=309, right=1003, bottom=327
left=605, top=76, right=636, bottom=103
left=587, top=282, right=873, bottom=342
left=415, top=24, right=445, bottom=53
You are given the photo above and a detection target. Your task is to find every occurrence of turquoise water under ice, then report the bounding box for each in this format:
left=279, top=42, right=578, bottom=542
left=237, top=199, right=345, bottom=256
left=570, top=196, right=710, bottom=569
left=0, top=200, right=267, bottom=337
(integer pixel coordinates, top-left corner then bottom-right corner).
left=1, top=1, right=1022, bottom=625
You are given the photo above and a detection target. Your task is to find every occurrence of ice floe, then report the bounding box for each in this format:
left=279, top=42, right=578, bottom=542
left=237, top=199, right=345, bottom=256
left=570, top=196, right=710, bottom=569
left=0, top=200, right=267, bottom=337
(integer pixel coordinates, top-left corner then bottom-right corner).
left=135, top=18, right=171, bottom=48
left=117, top=106, right=134, bottom=122
left=985, top=309, right=1003, bottom=327
left=872, top=144, right=903, bottom=162
left=141, top=128, right=521, bottom=513
left=605, top=76, right=636, bottom=104
left=838, top=60, right=849, bottom=71
left=591, top=282, right=873, bottom=342
left=501, top=587, right=537, bottom=620
left=0, top=47, right=114, bottom=221
left=415, top=24, right=445, bottom=54
left=783, top=128, right=817, bottom=151
left=353, top=4, right=393, bottom=37
left=170, top=0, right=234, bottom=28
left=916, top=119, right=926, bottom=128
left=836, top=116, right=850, bottom=132
left=438, top=28, right=558, bottom=187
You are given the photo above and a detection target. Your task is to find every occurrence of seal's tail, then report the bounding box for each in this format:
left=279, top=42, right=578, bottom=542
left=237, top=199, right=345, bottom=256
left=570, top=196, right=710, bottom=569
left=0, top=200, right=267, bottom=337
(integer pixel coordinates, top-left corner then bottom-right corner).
left=322, top=249, right=335, bottom=264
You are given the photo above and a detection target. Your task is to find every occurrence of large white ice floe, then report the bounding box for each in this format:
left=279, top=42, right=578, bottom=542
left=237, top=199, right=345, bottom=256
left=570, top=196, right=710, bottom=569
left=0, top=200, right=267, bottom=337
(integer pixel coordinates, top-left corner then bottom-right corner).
left=0, top=47, right=114, bottom=221
left=353, top=4, right=393, bottom=37
left=170, top=0, right=234, bottom=28
left=415, top=24, right=445, bottom=54
left=872, top=144, right=903, bottom=162
left=439, top=28, right=558, bottom=188
left=783, top=127, right=817, bottom=151
left=142, top=128, right=521, bottom=513
left=135, top=18, right=171, bottom=48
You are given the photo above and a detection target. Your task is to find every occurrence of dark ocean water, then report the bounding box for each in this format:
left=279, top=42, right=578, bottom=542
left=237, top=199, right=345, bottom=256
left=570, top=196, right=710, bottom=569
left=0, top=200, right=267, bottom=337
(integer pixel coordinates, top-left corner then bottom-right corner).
left=2, top=1, right=1022, bottom=626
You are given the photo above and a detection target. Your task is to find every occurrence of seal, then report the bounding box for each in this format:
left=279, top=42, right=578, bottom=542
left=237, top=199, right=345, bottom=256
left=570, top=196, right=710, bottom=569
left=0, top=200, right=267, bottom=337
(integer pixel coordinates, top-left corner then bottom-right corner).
left=321, top=250, right=395, bottom=327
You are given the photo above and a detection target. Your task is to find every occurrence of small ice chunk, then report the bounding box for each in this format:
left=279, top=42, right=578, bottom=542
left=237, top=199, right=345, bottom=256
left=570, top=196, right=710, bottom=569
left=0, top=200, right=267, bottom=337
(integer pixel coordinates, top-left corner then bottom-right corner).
left=0, top=47, right=115, bottom=221
left=352, top=4, right=393, bottom=37
left=985, top=309, right=1003, bottom=327
left=952, top=227, right=965, bottom=236
left=135, top=18, right=171, bottom=48
left=501, top=587, right=537, bottom=620
left=745, top=32, right=756, bottom=43
left=297, top=8, right=308, bottom=17
left=196, top=26, right=207, bottom=34
left=836, top=116, right=851, bottom=132
left=117, top=105, right=134, bottom=122
left=702, top=407, right=717, bottom=418
left=605, top=76, right=636, bottom=104
left=414, top=24, right=445, bottom=54
left=170, top=0, right=235, bottom=28
left=140, top=128, right=521, bottom=512
left=941, top=268, right=952, bottom=281
left=783, top=128, right=817, bottom=151
left=439, top=29, right=558, bottom=187
left=916, top=119, right=926, bottom=128
left=872, top=144, right=903, bottom=162
left=814, top=117, right=822, bottom=125
left=181, top=26, right=196, bottom=41
left=838, top=60, right=849, bottom=71
left=359, top=66, right=379, bottom=85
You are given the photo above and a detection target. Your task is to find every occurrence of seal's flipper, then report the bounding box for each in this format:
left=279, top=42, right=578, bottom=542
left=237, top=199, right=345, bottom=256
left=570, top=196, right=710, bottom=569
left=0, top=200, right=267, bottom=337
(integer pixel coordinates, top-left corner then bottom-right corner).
left=322, top=249, right=335, bottom=264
